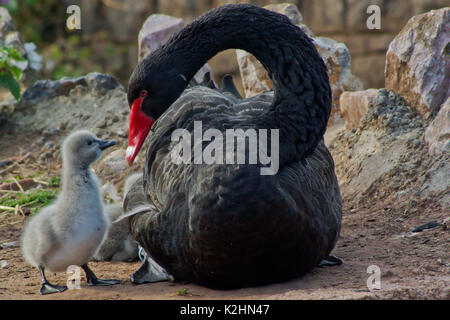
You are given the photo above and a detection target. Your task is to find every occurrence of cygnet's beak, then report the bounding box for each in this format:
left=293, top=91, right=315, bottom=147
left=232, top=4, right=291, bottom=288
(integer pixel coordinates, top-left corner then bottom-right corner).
left=98, top=139, right=117, bottom=150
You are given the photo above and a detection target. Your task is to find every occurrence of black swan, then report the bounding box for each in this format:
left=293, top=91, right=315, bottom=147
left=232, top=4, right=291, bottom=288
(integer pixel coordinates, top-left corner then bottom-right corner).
left=124, top=4, right=342, bottom=289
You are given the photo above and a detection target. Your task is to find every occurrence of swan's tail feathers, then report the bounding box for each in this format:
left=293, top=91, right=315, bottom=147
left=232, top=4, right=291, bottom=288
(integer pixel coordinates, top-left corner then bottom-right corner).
left=221, top=74, right=242, bottom=99
left=186, top=71, right=214, bottom=89
left=123, top=172, right=143, bottom=200
left=112, top=204, right=155, bottom=223
left=122, top=171, right=155, bottom=222
left=202, top=71, right=217, bottom=89
left=202, top=71, right=212, bottom=86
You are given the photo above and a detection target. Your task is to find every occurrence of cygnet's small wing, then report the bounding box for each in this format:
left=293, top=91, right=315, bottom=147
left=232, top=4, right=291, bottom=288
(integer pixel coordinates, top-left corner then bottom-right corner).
left=21, top=205, right=59, bottom=268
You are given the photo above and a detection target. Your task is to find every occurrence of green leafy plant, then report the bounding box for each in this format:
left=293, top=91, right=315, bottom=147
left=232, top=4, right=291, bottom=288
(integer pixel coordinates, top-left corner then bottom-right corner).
left=48, top=176, right=61, bottom=188
left=0, top=189, right=57, bottom=215
left=176, top=287, right=189, bottom=296
left=0, top=45, right=26, bottom=100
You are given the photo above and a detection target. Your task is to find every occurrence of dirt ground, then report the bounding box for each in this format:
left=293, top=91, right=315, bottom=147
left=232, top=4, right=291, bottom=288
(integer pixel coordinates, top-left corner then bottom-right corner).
left=0, top=130, right=449, bottom=300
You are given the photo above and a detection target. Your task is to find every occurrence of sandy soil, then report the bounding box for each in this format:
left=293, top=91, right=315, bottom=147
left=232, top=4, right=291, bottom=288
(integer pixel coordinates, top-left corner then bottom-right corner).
left=0, top=130, right=449, bottom=300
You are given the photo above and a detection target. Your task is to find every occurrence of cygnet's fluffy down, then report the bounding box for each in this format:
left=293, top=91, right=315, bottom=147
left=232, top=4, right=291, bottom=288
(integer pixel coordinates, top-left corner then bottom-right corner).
left=21, top=130, right=121, bottom=295
left=92, top=173, right=142, bottom=262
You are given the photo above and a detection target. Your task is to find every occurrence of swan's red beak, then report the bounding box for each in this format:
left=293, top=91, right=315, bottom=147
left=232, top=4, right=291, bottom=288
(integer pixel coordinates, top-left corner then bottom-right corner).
left=126, top=97, right=154, bottom=165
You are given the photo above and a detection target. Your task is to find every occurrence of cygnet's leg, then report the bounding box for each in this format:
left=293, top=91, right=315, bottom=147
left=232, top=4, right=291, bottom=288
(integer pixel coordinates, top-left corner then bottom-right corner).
left=318, top=255, right=343, bottom=267
left=81, top=264, right=121, bottom=286
left=38, top=266, right=68, bottom=295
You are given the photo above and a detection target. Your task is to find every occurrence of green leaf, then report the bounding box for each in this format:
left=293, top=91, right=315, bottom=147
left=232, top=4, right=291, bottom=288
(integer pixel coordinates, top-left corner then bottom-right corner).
left=7, top=46, right=25, bottom=61
left=0, top=71, right=21, bottom=100
left=9, top=65, right=22, bottom=79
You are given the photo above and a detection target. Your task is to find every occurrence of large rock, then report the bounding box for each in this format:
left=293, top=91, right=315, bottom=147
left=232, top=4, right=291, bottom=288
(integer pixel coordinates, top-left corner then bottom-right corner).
left=340, top=89, right=379, bottom=129
left=236, top=50, right=272, bottom=98
left=329, top=89, right=448, bottom=204
left=9, top=71, right=149, bottom=188
left=385, top=8, right=450, bottom=116
left=330, top=86, right=449, bottom=211
left=236, top=3, right=363, bottom=125
left=12, top=73, right=128, bottom=137
left=314, top=36, right=364, bottom=123
left=138, top=13, right=214, bottom=85
left=424, top=97, right=450, bottom=155
left=98, top=149, right=129, bottom=174
left=236, top=3, right=309, bottom=99
left=138, top=14, right=184, bottom=61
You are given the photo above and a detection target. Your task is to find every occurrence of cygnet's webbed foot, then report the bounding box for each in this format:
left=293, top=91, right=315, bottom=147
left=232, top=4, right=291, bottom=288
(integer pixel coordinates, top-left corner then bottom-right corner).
left=38, top=266, right=67, bottom=295
left=81, top=264, right=121, bottom=286
left=318, top=255, right=344, bottom=267
left=39, top=282, right=68, bottom=295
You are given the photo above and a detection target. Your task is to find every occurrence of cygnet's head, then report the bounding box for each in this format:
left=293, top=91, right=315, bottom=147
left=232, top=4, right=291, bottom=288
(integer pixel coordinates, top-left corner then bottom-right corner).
left=62, top=130, right=116, bottom=168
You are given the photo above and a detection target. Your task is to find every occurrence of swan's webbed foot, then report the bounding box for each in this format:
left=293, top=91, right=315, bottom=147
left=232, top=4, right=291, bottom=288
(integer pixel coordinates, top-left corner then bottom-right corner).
left=131, top=248, right=172, bottom=284
left=38, top=266, right=67, bottom=295
left=318, top=255, right=343, bottom=267
left=81, top=264, right=121, bottom=286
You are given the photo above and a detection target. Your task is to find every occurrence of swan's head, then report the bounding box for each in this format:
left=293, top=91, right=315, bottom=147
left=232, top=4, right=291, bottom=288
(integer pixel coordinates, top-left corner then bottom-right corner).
left=62, top=130, right=117, bottom=168
left=126, top=59, right=186, bottom=165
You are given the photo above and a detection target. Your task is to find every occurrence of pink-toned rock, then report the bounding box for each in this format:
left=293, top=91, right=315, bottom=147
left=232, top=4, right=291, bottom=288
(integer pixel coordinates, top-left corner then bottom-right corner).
left=340, top=89, right=379, bottom=129
left=138, top=14, right=184, bottom=62
left=424, top=97, right=450, bottom=155
left=138, top=13, right=213, bottom=84
left=385, top=8, right=450, bottom=116
left=313, top=36, right=363, bottom=124
left=236, top=49, right=272, bottom=98
left=236, top=3, right=363, bottom=125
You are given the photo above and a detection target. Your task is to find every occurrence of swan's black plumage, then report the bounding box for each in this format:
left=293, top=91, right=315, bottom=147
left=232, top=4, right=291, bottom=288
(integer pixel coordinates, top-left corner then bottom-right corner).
left=125, top=4, right=341, bottom=288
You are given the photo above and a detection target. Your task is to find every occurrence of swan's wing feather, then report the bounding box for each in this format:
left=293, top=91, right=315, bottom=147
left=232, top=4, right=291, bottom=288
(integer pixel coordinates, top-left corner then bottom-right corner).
left=143, top=86, right=272, bottom=201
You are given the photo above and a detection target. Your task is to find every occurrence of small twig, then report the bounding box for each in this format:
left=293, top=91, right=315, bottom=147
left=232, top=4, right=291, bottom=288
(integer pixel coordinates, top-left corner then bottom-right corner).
left=13, top=204, right=25, bottom=217
left=22, top=199, right=39, bottom=207
left=0, top=189, right=21, bottom=193
left=0, top=194, right=12, bottom=202
left=0, top=152, right=31, bottom=175
left=0, top=220, right=22, bottom=228
left=0, top=205, right=17, bottom=211
left=33, top=178, right=49, bottom=186
left=12, top=178, right=24, bottom=193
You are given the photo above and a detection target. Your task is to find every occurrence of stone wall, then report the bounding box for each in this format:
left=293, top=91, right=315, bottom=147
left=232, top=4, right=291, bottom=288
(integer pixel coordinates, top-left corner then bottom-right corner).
left=299, top=0, right=450, bottom=88
left=77, top=0, right=449, bottom=89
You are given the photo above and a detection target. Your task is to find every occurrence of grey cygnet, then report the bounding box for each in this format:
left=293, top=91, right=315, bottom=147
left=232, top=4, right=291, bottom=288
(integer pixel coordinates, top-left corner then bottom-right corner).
left=21, top=130, right=121, bottom=295
left=92, top=173, right=142, bottom=262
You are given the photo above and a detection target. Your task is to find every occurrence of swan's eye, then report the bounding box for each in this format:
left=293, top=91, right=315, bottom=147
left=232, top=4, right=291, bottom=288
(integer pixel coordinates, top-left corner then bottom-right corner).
left=140, top=90, right=148, bottom=98
left=87, top=141, right=92, bottom=146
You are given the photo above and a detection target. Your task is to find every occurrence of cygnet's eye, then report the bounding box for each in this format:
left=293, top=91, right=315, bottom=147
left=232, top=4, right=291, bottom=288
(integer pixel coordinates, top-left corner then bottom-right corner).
left=87, top=141, right=92, bottom=146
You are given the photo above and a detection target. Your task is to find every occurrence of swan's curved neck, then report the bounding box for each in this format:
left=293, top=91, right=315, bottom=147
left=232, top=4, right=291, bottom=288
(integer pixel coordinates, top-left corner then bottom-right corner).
left=157, top=4, right=332, bottom=158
